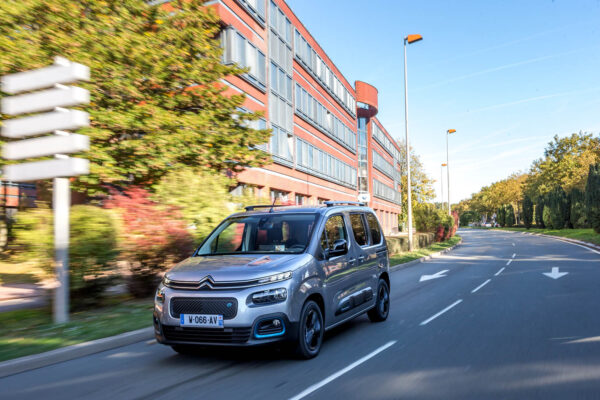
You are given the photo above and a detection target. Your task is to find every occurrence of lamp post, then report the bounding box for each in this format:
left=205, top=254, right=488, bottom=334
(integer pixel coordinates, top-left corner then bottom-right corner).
left=446, top=129, right=456, bottom=216
left=441, top=163, right=447, bottom=211
left=403, top=34, right=422, bottom=251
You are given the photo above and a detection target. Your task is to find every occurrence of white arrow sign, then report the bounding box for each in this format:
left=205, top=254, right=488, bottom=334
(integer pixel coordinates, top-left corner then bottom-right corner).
left=3, top=158, right=89, bottom=182
left=543, top=267, right=568, bottom=280
left=2, top=134, right=89, bottom=160
left=1, top=109, right=89, bottom=138
left=419, top=269, right=449, bottom=282
left=1, top=86, right=89, bottom=116
left=1, top=57, right=90, bottom=95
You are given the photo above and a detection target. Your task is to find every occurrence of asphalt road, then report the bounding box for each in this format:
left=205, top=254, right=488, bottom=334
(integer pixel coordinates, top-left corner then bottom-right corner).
left=2, top=229, right=600, bottom=400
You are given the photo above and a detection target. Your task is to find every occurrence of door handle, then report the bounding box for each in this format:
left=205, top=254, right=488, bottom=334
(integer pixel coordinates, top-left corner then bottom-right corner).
left=348, top=258, right=356, bottom=263
left=358, top=255, right=366, bottom=261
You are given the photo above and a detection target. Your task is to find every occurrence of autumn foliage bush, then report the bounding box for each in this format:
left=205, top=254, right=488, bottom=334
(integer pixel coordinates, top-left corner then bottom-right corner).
left=105, top=187, right=194, bottom=297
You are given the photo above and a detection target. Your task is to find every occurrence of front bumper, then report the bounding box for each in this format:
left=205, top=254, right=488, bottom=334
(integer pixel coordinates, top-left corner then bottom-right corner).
left=154, top=311, right=296, bottom=346
left=154, top=282, right=298, bottom=347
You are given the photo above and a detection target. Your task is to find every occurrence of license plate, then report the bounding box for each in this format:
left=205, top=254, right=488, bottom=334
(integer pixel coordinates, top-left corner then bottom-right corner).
left=180, top=314, right=223, bottom=328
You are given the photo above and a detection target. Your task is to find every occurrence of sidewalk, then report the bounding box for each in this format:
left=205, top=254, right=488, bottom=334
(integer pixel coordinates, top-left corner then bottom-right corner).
left=0, top=281, right=54, bottom=312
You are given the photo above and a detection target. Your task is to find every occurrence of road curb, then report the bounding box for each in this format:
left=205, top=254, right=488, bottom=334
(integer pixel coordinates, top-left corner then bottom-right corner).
left=496, top=229, right=600, bottom=254
left=0, top=326, right=154, bottom=379
left=390, top=237, right=463, bottom=272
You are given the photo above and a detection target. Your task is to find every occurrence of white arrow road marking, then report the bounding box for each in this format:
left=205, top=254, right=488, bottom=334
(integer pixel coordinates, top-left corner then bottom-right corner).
left=543, top=267, right=568, bottom=280
left=419, top=269, right=449, bottom=282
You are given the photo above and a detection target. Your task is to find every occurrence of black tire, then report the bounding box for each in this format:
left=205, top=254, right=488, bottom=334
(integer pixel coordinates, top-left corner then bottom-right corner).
left=368, top=279, right=390, bottom=322
left=295, top=300, right=324, bottom=359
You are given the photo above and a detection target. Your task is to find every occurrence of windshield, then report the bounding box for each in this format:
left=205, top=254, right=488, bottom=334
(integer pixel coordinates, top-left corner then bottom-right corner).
left=196, top=213, right=320, bottom=256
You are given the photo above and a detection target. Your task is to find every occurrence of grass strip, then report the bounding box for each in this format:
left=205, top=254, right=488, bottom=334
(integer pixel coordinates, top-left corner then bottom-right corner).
left=389, top=235, right=461, bottom=266
left=0, top=296, right=153, bottom=362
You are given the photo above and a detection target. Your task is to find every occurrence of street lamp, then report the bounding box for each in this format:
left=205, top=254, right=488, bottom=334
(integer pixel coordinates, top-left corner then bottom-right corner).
left=441, top=163, right=447, bottom=211
left=403, top=34, right=422, bottom=251
left=446, top=129, right=456, bottom=216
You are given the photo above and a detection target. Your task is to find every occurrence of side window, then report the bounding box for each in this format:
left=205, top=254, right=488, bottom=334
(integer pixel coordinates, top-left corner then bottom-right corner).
left=349, top=213, right=368, bottom=246
left=212, top=222, right=246, bottom=253
left=321, top=215, right=347, bottom=250
left=366, top=213, right=382, bottom=245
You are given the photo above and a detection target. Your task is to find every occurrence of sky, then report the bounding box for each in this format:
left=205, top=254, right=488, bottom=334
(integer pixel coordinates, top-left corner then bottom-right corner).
left=286, top=0, right=600, bottom=204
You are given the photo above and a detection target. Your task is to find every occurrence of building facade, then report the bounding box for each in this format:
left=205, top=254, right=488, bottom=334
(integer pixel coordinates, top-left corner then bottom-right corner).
left=162, top=0, right=404, bottom=234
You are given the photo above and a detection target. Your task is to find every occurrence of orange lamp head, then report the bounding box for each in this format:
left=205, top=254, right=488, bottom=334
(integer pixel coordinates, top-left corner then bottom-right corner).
left=405, top=34, right=423, bottom=44
left=442, top=163, right=447, bottom=166
left=447, top=129, right=456, bottom=134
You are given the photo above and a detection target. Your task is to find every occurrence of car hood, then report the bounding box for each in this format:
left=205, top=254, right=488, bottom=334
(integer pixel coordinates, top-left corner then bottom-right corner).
left=165, top=253, right=309, bottom=282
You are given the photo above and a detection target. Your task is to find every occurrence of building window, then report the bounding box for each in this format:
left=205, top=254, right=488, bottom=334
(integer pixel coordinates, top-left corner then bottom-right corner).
left=295, top=137, right=357, bottom=188
left=373, top=179, right=401, bottom=204
left=295, top=193, right=308, bottom=205
left=222, top=27, right=266, bottom=91
left=236, top=0, right=266, bottom=24
left=372, top=150, right=395, bottom=179
left=270, top=189, right=289, bottom=202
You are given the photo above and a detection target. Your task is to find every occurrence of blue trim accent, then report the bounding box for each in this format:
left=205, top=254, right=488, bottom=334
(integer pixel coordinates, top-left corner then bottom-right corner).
left=254, top=318, right=286, bottom=339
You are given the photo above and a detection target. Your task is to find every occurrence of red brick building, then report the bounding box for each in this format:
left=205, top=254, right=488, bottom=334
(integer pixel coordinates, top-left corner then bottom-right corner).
left=201, top=0, right=403, bottom=234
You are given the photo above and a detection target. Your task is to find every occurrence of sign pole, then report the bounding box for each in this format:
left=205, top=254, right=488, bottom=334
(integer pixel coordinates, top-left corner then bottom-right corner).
left=53, top=176, right=70, bottom=323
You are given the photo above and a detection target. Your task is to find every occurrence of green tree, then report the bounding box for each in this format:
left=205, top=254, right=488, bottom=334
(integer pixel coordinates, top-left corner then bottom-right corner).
left=0, top=0, right=271, bottom=195
left=542, top=205, right=553, bottom=229
left=569, top=188, right=587, bottom=229
left=496, top=205, right=506, bottom=227
left=505, top=204, right=515, bottom=227
left=524, top=133, right=600, bottom=199
left=547, top=187, right=569, bottom=229
left=585, top=163, right=600, bottom=233
left=535, top=199, right=545, bottom=228
left=522, top=195, right=534, bottom=229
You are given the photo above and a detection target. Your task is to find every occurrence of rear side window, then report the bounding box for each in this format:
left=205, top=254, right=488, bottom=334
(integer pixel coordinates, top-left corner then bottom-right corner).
left=349, top=213, right=368, bottom=246
left=366, top=213, right=382, bottom=245
left=321, top=215, right=347, bottom=250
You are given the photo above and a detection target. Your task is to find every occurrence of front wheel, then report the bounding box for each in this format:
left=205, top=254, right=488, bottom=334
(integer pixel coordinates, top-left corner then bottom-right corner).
left=295, top=300, right=324, bottom=359
left=368, top=279, right=390, bottom=322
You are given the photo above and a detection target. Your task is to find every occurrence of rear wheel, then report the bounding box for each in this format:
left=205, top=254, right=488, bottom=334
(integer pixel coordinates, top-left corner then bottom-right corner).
left=295, top=300, right=324, bottom=359
left=368, top=279, right=390, bottom=322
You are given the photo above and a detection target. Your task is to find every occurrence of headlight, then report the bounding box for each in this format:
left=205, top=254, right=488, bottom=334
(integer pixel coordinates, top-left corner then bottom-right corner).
left=162, top=276, right=171, bottom=287
left=251, top=288, right=287, bottom=304
left=155, top=287, right=165, bottom=304
left=257, top=271, right=292, bottom=284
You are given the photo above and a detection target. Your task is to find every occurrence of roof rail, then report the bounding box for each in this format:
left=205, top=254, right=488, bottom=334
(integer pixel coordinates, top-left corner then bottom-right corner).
left=244, top=204, right=296, bottom=212
left=323, top=201, right=366, bottom=207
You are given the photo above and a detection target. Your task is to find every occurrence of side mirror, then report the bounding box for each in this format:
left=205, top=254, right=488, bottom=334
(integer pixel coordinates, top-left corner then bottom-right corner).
left=327, top=239, right=347, bottom=258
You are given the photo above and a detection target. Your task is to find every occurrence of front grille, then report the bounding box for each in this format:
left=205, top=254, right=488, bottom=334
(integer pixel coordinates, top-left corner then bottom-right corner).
left=170, top=297, right=238, bottom=319
left=162, top=326, right=251, bottom=344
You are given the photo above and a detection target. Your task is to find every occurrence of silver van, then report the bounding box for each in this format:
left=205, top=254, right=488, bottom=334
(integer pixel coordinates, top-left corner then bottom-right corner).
left=153, top=201, right=391, bottom=358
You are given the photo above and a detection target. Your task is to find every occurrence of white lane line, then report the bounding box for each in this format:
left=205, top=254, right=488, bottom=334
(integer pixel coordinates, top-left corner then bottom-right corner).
left=471, top=279, right=492, bottom=293
left=288, top=341, right=397, bottom=400
left=512, top=242, right=515, bottom=247
left=419, top=300, right=463, bottom=326
left=506, top=259, right=512, bottom=266
left=495, top=267, right=505, bottom=276
left=512, top=253, right=516, bottom=259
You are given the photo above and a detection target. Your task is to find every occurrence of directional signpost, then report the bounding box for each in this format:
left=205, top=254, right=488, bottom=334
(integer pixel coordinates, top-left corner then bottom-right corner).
left=1, top=57, right=91, bottom=323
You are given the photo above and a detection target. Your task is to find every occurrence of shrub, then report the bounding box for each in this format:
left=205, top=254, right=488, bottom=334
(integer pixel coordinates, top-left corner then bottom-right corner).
left=570, top=188, right=587, bottom=228
left=585, top=163, right=600, bottom=234
left=153, top=169, right=235, bottom=243
left=522, top=195, right=534, bottom=229
left=414, top=203, right=442, bottom=233
left=105, top=187, right=194, bottom=297
left=459, top=210, right=480, bottom=226
left=12, top=204, right=119, bottom=309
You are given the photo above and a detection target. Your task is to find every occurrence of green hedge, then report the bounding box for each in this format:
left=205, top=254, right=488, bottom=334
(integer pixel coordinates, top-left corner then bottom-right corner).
left=385, top=233, right=435, bottom=255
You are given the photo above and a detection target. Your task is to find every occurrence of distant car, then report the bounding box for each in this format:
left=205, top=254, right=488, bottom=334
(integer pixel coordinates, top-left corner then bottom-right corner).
left=484, top=223, right=492, bottom=227
left=153, top=202, right=391, bottom=358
